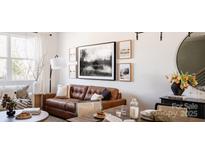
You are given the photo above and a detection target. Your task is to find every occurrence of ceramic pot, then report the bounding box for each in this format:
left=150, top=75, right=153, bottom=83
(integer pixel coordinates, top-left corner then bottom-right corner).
left=171, top=82, right=184, bottom=96
left=7, top=109, right=16, bottom=117
left=33, top=81, right=40, bottom=94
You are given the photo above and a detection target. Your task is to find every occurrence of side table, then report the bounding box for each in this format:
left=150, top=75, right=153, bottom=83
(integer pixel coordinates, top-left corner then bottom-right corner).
left=33, top=93, right=43, bottom=108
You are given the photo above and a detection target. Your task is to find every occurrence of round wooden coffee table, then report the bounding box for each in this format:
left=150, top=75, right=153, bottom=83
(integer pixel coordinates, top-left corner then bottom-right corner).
left=0, top=110, right=49, bottom=122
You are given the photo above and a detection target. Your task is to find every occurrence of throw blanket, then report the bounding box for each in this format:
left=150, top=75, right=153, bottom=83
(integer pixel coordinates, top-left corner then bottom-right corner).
left=77, top=101, right=102, bottom=117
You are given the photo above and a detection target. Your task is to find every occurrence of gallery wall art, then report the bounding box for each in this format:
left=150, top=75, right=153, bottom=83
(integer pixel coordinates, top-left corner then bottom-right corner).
left=77, top=42, right=116, bottom=80
left=119, top=63, right=132, bottom=82
left=118, top=40, right=133, bottom=82
left=119, top=40, right=132, bottom=59
left=69, top=48, right=77, bottom=78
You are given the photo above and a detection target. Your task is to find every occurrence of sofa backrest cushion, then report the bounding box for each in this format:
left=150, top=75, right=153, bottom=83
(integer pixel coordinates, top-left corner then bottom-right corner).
left=84, top=86, right=119, bottom=100
left=84, top=86, right=106, bottom=100
left=70, top=85, right=88, bottom=100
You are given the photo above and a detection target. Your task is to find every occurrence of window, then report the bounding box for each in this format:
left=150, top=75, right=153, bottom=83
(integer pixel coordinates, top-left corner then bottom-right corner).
left=0, top=33, right=36, bottom=81
left=0, top=35, right=7, bottom=80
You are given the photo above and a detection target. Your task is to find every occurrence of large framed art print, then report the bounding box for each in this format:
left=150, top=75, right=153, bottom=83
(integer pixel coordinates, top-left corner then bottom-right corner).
left=77, top=42, right=116, bottom=80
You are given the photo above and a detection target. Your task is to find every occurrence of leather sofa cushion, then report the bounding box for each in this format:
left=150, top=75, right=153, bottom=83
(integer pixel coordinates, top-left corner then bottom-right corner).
left=70, top=85, right=88, bottom=100
left=84, top=86, right=106, bottom=100
left=46, top=98, right=80, bottom=113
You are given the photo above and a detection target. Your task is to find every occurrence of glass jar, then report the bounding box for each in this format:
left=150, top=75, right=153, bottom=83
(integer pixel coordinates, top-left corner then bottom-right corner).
left=129, top=98, right=139, bottom=119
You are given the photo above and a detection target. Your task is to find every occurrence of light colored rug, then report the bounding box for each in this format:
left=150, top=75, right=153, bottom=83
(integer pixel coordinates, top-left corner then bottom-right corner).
left=44, top=115, right=67, bottom=122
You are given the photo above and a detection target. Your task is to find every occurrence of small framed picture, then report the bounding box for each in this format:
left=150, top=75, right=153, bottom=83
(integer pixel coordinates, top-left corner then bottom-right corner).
left=69, top=65, right=77, bottom=78
left=69, top=48, right=76, bottom=62
left=119, top=63, right=132, bottom=82
left=119, top=40, right=132, bottom=59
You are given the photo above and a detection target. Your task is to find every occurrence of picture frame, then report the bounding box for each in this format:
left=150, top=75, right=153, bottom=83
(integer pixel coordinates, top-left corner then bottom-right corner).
left=69, top=48, right=77, bottom=78
left=77, top=42, right=116, bottom=80
left=119, top=40, right=132, bottom=59
left=69, top=48, right=77, bottom=62
left=119, top=63, right=133, bottom=82
left=69, top=65, right=77, bottom=79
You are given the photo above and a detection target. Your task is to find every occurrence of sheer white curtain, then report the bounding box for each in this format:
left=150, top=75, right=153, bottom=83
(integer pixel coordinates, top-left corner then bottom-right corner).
left=0, top=32, right=49, bottom=93
left=30, top=33, right=48, bottom=94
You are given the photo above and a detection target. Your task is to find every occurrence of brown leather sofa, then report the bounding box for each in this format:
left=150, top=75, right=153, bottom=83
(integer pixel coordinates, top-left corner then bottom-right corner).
left=43, top=84, right=126, bottom=119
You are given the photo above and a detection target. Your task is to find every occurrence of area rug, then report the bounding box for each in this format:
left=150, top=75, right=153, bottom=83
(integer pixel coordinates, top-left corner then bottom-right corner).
left=44, top=115, right=67, bottom=122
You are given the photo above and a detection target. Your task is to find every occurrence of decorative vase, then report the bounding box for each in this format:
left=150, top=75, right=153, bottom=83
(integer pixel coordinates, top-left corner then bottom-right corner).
left=129, top=98, right=139, bottom=119
left=171, top=82, right=184, bottom=96
left=6, top=109, right=16, bottom=117
left=33, top=81, right=40, bottom=94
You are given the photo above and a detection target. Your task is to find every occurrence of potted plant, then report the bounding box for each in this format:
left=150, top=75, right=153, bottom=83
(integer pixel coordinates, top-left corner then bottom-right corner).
left=166, top=72, right=198, bottom=96
left=1, top=94, right=17, bottom=117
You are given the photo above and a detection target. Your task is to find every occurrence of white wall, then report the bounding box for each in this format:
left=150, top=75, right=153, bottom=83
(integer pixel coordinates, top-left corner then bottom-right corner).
left=39, top=32, right=58, bottom=93
left=57, top=32, right=205, bottom=109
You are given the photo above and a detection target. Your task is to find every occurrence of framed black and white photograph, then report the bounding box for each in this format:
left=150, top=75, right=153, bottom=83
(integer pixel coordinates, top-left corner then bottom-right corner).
left=119, top=63, right=132, bottom=82
left=119, top=40, right=132, bottom=59
left=77, top=42, right=116, bottom=80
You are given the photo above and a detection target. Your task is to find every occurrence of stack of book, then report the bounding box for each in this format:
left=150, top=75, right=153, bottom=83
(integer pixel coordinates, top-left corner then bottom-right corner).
left=140, top=109, right=156, bottom=121
left=23, top=108, right=41, bottom=115
left=167, top=95, right=187, bottom=100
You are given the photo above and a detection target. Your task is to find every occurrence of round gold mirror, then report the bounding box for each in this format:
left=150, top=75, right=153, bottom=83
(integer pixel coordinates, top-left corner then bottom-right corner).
left=177, top=32, right=205, bottom=91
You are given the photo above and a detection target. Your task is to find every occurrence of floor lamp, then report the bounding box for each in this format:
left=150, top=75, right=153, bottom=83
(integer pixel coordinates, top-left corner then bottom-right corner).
left=49, top=55, right=68, bottom=93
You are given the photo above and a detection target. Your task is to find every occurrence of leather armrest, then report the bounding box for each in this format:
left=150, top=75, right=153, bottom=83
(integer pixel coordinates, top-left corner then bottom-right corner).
left=102, top=99, right=126, bottom=110
left=43, top=93, right=56, bottom=102
left=42, top=93, right=56, bottom=110
left=118, top=93, right=122, bottom=99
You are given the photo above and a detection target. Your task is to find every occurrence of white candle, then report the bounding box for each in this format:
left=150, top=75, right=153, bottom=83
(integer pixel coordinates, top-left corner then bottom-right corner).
left=116, top=111, right=122, bottom=117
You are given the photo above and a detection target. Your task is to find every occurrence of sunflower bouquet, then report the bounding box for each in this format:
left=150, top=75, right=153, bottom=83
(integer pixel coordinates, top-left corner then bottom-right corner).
left=166, top=72, right=198, bottom=90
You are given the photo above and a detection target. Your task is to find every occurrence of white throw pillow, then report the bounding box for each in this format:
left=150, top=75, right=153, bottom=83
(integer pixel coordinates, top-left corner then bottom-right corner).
left=56, top=85, right=68, bottom=99
left=91, top=93, right=104, bottom=101
left=67, top=85, right=70, bottom=99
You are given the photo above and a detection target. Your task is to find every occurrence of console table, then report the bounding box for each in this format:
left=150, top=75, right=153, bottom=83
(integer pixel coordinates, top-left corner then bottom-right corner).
left=159, top=96, right=205, bottom=119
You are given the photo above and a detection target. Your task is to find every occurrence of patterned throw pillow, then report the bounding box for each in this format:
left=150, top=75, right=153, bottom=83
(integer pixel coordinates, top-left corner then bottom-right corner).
left=14, top=99, right=32, bottom=109
left=15, top=85, right=29, bottom=99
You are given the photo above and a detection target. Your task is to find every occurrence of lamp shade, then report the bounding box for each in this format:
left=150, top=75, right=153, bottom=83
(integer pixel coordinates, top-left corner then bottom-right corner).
left=50, top=57, right=68, bottom=70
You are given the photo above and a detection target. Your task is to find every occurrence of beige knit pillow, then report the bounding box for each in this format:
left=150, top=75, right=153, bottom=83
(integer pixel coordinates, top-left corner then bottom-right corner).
left=67, top=85, right=70, bottom=98
left=15, top=85, right=29, bottom=99
left=56, top=85, right=68, bottom=99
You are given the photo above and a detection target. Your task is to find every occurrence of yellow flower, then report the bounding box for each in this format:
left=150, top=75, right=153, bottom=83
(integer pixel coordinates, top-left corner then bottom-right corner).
left=180, top=84, right=184, bottom=90
left=185, top=76, right=189, bottom=81
left=184, top=83, right=189, bottom=89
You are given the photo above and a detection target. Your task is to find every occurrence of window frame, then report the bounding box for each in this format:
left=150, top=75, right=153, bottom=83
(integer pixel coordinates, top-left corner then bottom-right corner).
left=0, top=33, right=35, bottom=82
